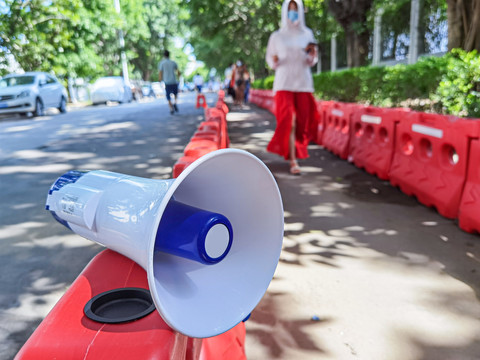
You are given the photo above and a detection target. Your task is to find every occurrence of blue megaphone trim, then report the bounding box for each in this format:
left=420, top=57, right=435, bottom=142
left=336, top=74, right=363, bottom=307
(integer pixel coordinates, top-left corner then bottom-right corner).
left=46, top=170, right=90, bottom=229
left=155, top=199, right=233, bottom=265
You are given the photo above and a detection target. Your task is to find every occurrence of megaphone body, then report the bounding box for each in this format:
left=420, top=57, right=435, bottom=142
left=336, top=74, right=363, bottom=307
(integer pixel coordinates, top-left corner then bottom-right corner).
left=46, top=149, right=283, bottom=338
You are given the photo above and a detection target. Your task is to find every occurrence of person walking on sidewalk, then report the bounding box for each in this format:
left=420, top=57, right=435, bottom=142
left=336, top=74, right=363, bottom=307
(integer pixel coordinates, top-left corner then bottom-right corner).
left=193, top=73, right=204, bottom=93
left=265, top=0, right=318, bottom=175
left=158, top=50, right=181, bottom=115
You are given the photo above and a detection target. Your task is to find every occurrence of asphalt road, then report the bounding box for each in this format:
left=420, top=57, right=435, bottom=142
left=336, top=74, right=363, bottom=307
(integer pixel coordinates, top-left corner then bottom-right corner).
left=0, top=92, right=215, bottom=359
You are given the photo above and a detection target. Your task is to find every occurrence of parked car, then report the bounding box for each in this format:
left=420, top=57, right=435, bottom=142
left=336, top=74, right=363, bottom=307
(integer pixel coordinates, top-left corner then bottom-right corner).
left=0, top=72, right=68, bottom=117
left=130, top=80, right=143, bottom=101
left=181, top=82, right=195, bottom=92
left=141, top=84, right=155, bottom=98
left=151, top=82, right=164, bottom=98
left=91, top=76, right=133, bottom=105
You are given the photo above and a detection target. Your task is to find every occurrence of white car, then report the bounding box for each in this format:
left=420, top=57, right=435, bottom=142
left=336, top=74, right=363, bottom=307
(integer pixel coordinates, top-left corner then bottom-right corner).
left=0, top=72, right=68, bottom=117
left=91, top=76, right=133, bottom=105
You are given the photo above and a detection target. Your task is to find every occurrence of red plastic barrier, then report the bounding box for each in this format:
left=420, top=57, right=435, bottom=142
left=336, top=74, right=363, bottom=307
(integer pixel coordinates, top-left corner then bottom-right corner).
left=16, top=249, right=246, bottom=359
left=192, top=130, right=221, bottom=147
left=199, top=121, right=220, bottom=133
left=196, top=93, right=207, bottom=109
left=205, top=108, right=229, bottom=149
left=254, top=90, right=275, bottom=114
left=459, top=139, right=480, bottom=233
left=216, top=101, right=229, bottom=114
left=184, top=139, right=219, bottom=158
left=348, top=106, right=410, bottom=180
left=255, top=90, right=265, bottom=109
left=249, top=89, right=274, bottom=113
left=205, top=107, right=225, bottom=122
left=173, top=91, right=230, bottom=178
left=200, top=322, right=246, bottom=360
left=249, top=89, right=261, bottom=106
left=314, top=101, right=325, bottom=145
left=173, top=156, right=197, bottom=178
left=322, top=102, right=359, bottom=160
left=251, top=89, right=266, bottom=109
left=263, top=91, right=275, bottom=114
left=389, top=112, right=480, bottom=219
left=314, top=101, right=335, bottom=145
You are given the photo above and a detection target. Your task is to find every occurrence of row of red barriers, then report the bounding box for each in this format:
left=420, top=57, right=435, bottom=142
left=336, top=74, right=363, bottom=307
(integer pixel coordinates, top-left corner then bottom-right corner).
left=16, top=249, right=246, bottom=360
left=173, top=91, right=230, bottom=178
left=16, top=91, right=246, bottom=360
left=249, top=88, right=480, bottom=234
left=249, top=89, right=275, bottom=114
left=171, top=91, right=247, bottom=358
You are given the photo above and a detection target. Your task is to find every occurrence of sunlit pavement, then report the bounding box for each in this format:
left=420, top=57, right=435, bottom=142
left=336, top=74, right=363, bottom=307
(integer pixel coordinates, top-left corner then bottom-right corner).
left=226, top=101, right=480, bottom=360
left=0, top=91, right=214, bottom=359
left=1, top=93, right=480, bottom=359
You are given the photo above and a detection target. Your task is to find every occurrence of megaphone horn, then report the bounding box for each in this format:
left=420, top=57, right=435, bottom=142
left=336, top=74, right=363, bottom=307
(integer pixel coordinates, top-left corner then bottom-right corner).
left=45, top=149, right=284, bottom=338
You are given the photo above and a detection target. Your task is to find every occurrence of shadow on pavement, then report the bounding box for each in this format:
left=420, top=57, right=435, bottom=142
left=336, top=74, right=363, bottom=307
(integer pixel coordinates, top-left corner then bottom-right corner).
left=226, top=100, right=480, bottom=360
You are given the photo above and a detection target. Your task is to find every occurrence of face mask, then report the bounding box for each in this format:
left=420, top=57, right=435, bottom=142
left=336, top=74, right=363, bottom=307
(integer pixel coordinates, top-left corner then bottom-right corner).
left=288, top=10, right=298, bottom=23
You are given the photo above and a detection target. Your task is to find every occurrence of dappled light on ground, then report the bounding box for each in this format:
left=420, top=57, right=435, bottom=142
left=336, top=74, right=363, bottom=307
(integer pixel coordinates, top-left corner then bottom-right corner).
left=227, top=100, right=480, bottom=360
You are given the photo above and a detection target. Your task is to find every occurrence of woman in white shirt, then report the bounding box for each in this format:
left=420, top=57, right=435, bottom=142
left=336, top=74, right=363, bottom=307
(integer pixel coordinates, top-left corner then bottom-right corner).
left=266, top=0, right=318, bottom=175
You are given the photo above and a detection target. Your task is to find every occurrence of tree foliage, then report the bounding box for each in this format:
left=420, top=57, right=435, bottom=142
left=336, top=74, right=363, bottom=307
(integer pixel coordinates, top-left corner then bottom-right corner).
left=434, top=49, right=480, bottom=117
left=183, top=0, right=281, bottom=78
left=0, top=0, right=120, bottom=79
left=0, top=0, right=471, bottom=87
left=0, top=0, right=187, bottom=81
left=122, top=0, right=188, bottom=81
left=183, top=0, right=340, bottom=78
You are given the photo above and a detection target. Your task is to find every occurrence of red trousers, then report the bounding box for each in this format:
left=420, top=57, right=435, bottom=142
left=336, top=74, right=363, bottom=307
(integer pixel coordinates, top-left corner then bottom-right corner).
left=267, top=91, right=318, bottom=160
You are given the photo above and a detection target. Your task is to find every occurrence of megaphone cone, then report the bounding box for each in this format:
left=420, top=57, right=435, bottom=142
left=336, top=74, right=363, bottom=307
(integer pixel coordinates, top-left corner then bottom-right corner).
left=45, top=149, right=284, bottom=338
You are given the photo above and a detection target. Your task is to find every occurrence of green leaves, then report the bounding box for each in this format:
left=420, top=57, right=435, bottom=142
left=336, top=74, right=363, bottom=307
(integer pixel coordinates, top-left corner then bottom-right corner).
left=254, top=49, right=480, bottom=118
left=0, top=0, right=119, bottom=79
left=0, top=0, right=186, bottom=81
left=435, top=49, right=480, bottom=117
left=184, top=0, right=333, bottom=78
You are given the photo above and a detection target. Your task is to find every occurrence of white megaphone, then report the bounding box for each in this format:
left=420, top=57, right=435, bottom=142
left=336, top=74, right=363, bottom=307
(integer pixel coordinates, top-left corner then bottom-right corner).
left=45, top=149, right=284, bottom=338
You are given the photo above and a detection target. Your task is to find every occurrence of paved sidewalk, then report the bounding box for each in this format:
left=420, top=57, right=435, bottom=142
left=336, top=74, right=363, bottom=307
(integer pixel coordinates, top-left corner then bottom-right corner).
left=226, top=102, right=480, bottom=360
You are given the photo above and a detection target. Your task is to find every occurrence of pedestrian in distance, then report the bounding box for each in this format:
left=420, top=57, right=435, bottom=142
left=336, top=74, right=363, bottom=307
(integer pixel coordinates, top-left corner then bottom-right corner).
left=244, top=69, right=251, bottom=104
left=234, top=60, right=248, bottom=106
left=158, top=50, right=181, bottom=115
left=265, top=0, right=319, bottom=175
left=228, top=63, right=237, bottom=99
left=193, top=73, right=204, bottom=93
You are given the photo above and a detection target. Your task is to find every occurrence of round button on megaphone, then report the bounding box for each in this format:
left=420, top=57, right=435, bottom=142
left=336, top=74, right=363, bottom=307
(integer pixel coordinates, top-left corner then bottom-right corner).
left=45, top=149, right=284, bottom=338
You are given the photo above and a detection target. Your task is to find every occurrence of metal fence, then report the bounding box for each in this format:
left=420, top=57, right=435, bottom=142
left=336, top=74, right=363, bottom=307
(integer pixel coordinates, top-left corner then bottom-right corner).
left=322, top=0, right=448, bottom=72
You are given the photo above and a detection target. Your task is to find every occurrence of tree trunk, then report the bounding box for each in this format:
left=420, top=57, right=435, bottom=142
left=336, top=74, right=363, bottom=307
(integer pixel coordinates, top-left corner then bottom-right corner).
left=464, top=0, right=480, bottom=51
left=328, top=0, right=373, bottom=68
left=345, top=28, right=355, bottom=67
left=447, top=0, right=480, bottom=51
left=418, top=0, right=427, bottom=55
left=355, top=25, right=370, bottom=66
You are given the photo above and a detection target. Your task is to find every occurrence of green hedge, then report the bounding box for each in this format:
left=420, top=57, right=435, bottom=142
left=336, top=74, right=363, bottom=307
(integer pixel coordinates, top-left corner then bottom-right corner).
left=434, top=50, right=480, bottom=117
left=252, top=51, right=480, bottom=118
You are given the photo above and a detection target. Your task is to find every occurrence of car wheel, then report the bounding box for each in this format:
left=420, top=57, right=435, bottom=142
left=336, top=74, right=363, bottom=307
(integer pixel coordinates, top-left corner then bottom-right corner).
left=33, top=98, right=45, bottom=117
left=58, top=96, right=67, bottom=113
